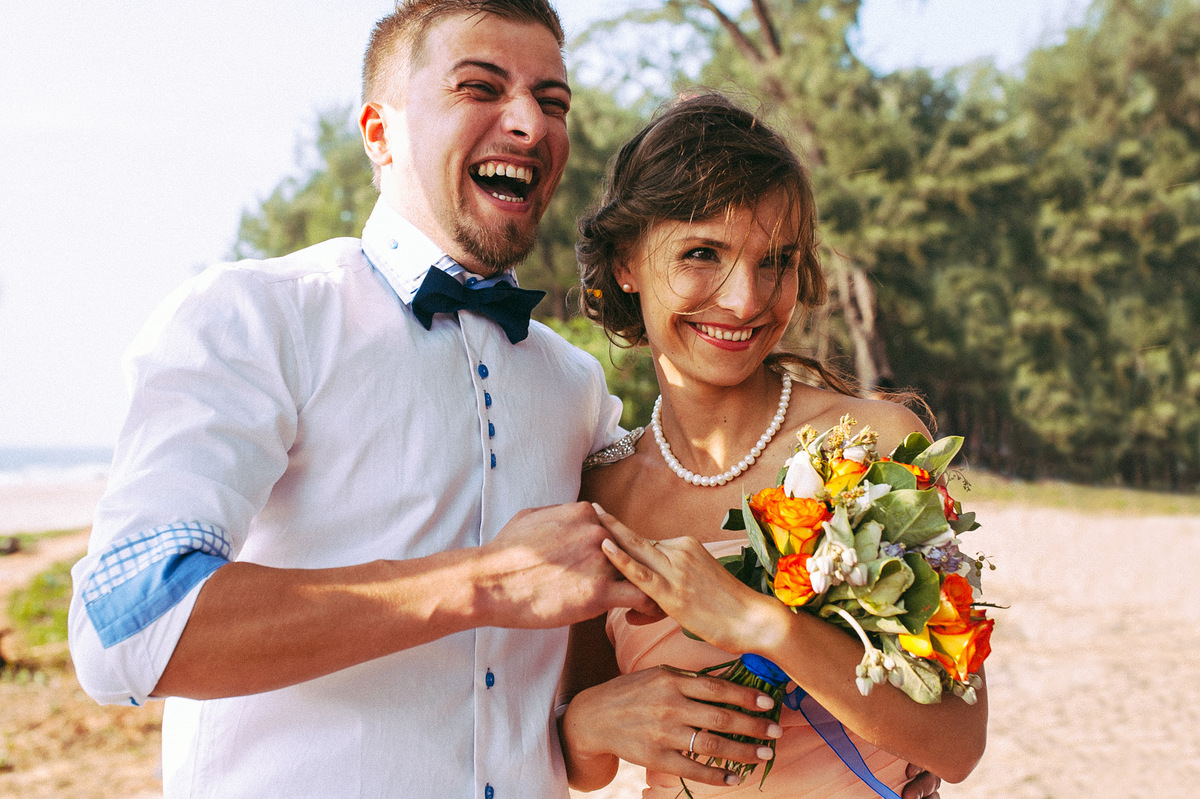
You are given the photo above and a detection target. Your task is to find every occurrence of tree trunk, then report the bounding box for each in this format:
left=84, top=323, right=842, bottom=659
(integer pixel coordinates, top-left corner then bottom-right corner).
left=832, top=260, right=894, bottom=394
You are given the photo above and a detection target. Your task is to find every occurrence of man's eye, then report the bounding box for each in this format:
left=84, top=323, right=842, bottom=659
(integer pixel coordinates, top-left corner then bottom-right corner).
left=462, top=82, right=499, bottom=98
left=538, top=97, right=570, bottom=116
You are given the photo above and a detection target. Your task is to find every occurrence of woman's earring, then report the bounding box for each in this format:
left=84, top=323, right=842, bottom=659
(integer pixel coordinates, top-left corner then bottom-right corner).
left=621, top=283, right=634, bottom=293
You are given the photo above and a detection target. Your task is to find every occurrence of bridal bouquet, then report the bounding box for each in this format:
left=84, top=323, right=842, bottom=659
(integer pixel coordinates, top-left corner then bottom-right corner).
left=683, top=416, right=993, bottom=786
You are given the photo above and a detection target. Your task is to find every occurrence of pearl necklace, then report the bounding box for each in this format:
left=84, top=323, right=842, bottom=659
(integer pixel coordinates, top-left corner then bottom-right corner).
left=651, top=372, right=792, bottom=487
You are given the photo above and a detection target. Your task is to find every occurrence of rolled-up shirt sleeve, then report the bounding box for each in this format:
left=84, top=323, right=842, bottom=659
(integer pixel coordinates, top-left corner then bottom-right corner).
left=69, top=263, right=305, bottom=705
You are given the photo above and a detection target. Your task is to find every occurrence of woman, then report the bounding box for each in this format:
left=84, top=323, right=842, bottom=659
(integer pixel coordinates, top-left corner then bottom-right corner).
left=558, top=94, right=987, bottom=797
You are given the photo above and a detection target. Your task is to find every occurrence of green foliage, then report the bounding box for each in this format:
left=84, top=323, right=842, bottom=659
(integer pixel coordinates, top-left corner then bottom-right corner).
left=236, top=107, right=376, bottom=259
left=522, top=87, right=645, bottom=319
left=233, top=0, right=1200, bottom=489
left=7, top=560, right=73, bottom=649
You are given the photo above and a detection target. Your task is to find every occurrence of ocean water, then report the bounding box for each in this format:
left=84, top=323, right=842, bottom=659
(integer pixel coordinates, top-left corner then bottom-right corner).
left=0, top=446, right=113, bottom=486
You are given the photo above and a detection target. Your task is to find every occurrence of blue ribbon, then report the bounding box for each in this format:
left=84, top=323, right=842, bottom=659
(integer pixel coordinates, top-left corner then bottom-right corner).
left=736, top=656, right=900, bottom=799
left=783, top=684, right=903, bottom=799
left=740, top=653, right=790, bottom=685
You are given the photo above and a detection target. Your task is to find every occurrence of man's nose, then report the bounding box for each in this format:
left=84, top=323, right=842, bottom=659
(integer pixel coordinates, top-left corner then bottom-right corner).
left=502, top=92, right=548, bottom=145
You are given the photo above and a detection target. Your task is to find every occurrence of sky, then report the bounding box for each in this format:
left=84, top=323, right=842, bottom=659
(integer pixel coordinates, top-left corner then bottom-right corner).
left=0, top=0, right=1090, bottom=449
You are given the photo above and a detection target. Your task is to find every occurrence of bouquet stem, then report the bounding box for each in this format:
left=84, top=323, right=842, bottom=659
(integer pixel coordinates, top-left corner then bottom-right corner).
left=660, top=660, right=788, bottom=795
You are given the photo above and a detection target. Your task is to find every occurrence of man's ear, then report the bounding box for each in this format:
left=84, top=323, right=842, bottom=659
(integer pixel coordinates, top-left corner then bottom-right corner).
left=360, top=102, right=392, bottom=167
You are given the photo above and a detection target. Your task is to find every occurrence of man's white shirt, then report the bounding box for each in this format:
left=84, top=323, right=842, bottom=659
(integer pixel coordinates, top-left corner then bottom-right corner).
left=68, top=198, right=623, bottom=798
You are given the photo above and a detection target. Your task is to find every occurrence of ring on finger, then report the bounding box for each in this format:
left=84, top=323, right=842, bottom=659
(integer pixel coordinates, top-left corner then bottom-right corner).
left=687, top=728, right=700, bottom=756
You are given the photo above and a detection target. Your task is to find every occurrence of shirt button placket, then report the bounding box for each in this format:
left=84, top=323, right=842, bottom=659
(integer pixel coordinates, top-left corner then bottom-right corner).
left=478, top=362, right=497, bottom=469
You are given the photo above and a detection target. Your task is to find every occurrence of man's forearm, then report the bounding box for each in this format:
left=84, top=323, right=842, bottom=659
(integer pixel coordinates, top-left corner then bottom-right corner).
left=152, top=550, right=480, bottom=699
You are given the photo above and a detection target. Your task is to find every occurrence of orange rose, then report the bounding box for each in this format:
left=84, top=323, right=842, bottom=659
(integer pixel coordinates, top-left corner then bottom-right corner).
left=927, top=573, right=974, bottom=633
left=930, top=612, right=994, bottom=681
left=899, top=574, right=993, bottom=680
left=749, top=486, right=830, bottom=555
left=824, top=457, right=868, bottom=496
left=773, top=554, right=816, bottom=606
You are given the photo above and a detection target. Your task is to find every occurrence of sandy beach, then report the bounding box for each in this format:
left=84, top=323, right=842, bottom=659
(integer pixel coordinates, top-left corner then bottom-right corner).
left=2, top=480, right=1198, bottom=798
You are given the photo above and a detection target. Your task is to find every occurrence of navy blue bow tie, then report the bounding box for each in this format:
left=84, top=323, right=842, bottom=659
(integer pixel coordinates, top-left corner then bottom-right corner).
left=410, top=266, right=545, bottom=344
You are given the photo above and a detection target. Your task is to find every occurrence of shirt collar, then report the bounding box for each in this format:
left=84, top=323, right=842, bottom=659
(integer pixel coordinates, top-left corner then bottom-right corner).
left=360, top=197, right=520, bottom=306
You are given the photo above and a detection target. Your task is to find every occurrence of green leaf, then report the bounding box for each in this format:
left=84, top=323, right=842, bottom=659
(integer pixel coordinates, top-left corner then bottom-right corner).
left=863, top=489, right=951, bottom=546
left=864, top=460, right=917, bottom=490
left=823, top=504, right=856, bottom=549
left=720, top=547, right=767, bottom=591
left=741, top=493, right=780, bottom=577
left=854, top=558, right=914, bottom=607
left=867, top=617, right=912, bottom=635
left=853, top=519, right=884, bottom=562
left=888, top=433, right=931, bottom=464
left=856, top=597, right=907, bottom=618
left=880, top=636, right=944, bottom=704
left=722, top=508, right=746, bottom=532
left=949, top=511, right=981, bottom=534
left=911, top=436, right=964, bottom=479
left=898, top=554, right=942, bottom=634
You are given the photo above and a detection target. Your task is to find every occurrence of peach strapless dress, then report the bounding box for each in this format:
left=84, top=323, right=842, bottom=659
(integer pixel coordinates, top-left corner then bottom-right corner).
left=607, top=540, right=908, bottom=799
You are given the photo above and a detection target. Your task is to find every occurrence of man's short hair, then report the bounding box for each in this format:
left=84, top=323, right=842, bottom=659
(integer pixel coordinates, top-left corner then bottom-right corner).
left=361, top=0, right=565, bottom=107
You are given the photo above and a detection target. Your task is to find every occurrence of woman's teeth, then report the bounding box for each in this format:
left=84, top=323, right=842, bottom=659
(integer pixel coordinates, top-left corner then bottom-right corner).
left=696, top=324, right=752, bottom=342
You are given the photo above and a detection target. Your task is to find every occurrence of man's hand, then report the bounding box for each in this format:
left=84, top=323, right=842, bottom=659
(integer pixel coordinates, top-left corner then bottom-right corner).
left=476, top=502, right=659, bottom=629
left=902, top=763, right=942, bottom=798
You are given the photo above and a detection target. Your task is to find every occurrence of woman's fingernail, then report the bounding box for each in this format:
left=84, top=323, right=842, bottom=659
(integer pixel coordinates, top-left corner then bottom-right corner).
left=767, top=723, right=783, bottom=739
left=591, top=502, right=606, bottom=515
left=757, top=746, right=774, bottom=760
left=756, top=695, right=775, bottom=710
left=601, top=538, right=617, bottom=554
left=724, top=773, right=741, bottom=786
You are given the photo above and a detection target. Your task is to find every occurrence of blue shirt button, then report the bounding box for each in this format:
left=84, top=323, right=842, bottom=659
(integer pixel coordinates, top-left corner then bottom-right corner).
left=466, top=276, right=479, bottom=286
left=478, top=364, right=489, bottom=379
left=484, top=392, right=492, bottom=408
left=490, top=453, right=497, bottom=469
left=485, top=668, right=495, bottom=688
left=488, top=422, right=495, bottom=438
left=485, top=785, right=494, bottom=799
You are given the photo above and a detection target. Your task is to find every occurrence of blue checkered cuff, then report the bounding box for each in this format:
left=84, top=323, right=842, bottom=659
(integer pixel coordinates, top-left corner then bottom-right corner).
left=83, top=522, right=232, bottom=648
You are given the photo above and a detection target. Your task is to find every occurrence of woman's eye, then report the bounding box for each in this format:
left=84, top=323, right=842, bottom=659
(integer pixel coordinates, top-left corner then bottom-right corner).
left=682, top=247, right=719, bottom=262
left=763, top=251, right=796, bottom=272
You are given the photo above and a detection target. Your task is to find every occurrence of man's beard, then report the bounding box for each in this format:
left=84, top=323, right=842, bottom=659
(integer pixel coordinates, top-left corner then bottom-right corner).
left=451, top=209, right=540, bottom=276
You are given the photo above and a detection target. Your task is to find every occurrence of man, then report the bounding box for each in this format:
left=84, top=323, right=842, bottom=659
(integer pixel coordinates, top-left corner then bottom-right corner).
left=69, top=2, right=940, bottom=797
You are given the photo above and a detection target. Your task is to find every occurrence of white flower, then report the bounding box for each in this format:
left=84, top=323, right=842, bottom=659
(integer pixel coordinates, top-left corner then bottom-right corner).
left=847, top=480, right=892, bottom=524
left=842, top=444, right=870, bottom=463
left=783, top=452, right=824, bottom=499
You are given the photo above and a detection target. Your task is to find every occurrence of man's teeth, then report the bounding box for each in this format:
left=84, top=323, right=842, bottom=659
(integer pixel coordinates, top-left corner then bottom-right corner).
left=697, top=324, right=753, bottom=342
left=474, top=161, right=533, bottom=184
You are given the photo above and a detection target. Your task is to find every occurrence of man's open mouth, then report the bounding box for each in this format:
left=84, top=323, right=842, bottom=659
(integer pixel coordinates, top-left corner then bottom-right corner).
left=471, top=160, right=535, bottom=204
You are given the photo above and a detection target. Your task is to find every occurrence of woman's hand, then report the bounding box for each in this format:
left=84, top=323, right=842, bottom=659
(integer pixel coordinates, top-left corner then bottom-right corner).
left=561, top=665, right=781, bottom=790
left=596, top=507, right=787, bottom=656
